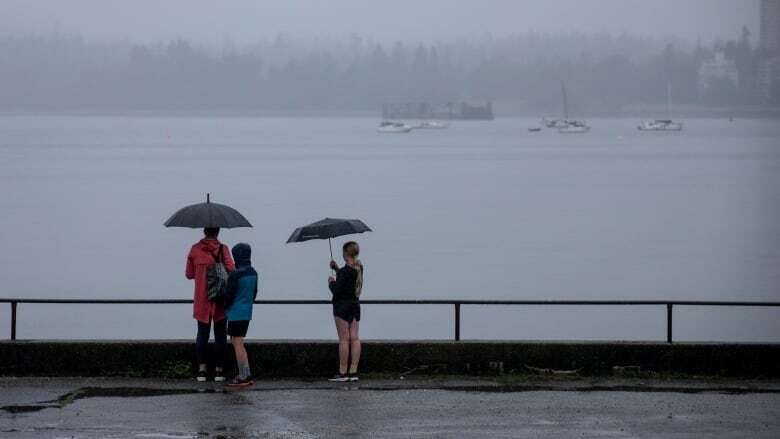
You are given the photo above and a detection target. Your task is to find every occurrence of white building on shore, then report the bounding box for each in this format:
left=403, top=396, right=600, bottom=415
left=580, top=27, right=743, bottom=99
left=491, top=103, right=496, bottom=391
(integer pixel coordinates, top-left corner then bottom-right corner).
left=761, top=0, right=780, bottom=54
left=757, top=0, right=780, bottom=102
left=757, top=57, right=780, bottom=102
left=698, top=52, right=739, bottom=98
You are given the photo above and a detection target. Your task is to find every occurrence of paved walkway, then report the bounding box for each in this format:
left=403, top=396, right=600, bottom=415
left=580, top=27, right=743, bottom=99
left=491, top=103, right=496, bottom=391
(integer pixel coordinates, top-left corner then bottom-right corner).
left=1, top=377, right=779, bottom=438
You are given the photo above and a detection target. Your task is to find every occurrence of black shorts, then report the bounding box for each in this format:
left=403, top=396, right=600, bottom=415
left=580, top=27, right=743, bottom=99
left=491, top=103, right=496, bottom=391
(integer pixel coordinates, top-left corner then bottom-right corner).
left=333, top=301, right=360, bottom=322
left=227, top=320, right=250, bottom=337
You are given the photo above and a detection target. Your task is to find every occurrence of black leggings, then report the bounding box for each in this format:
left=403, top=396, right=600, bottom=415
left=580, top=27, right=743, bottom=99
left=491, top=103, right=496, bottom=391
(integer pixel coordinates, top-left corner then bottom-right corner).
left=195, top=319, right=226, bottom=368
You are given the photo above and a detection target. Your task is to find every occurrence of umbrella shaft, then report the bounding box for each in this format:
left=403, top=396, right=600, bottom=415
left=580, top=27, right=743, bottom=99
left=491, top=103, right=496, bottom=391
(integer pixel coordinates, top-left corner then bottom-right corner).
left=329, top=238, right=335, bottom=274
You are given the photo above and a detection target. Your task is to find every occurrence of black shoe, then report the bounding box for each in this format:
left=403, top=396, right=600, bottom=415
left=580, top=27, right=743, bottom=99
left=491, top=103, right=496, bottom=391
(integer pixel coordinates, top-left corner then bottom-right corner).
left=196, top=370, right=207, bottom=382
left=328, top=373, right=349, bottom=382
left=348, top=373, right=359, bottom=382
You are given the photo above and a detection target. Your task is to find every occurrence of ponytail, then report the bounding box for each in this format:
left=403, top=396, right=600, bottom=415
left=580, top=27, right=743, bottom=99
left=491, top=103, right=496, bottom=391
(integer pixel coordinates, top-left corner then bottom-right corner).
left=354, top=261, right=363, bottom=297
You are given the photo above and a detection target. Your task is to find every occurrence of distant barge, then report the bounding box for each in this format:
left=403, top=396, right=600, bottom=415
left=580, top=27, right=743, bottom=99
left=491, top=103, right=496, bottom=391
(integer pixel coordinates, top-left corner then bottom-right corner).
left=382, top=101, right=494, bottom=120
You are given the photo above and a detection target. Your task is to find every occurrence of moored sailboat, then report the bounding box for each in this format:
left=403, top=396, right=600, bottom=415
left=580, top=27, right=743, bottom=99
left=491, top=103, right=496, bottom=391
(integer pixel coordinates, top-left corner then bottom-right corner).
left=377, top=121, right=413, bottom=133
left=542, top=81, right=590, bottom=133
left=638, top=84, right=683, bottom=131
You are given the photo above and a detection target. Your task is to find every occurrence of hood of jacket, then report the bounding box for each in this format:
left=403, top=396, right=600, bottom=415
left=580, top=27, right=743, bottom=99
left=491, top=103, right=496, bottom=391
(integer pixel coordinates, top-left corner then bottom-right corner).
left=231, top=242, right=252, bottom=267
left=196, top=238, right=223, bottom=253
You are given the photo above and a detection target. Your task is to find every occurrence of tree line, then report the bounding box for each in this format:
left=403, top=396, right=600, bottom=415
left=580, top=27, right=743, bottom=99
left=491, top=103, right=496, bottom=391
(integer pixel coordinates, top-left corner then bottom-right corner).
left=0, top=29, right=772, bottom=114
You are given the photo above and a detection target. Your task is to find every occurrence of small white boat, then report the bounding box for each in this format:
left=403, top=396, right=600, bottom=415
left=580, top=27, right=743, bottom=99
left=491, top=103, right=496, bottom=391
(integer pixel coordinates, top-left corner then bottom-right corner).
left=638, top=84, right=683, bottom=132
left=637, top=119, right=683, bottom=131
left=545, top=82, right=590, bottom=133
left=414, top=120, right=449, bottom=129
left=558, top=120, right=590, bottom=134
left=542, top=117, right=570, bottom=128
left=377, top=121, right=413, bottom=133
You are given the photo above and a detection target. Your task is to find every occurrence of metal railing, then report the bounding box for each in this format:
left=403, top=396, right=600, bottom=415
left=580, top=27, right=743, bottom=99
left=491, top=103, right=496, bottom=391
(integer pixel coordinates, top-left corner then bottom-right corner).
left=2, top=298, right=779, bottom=343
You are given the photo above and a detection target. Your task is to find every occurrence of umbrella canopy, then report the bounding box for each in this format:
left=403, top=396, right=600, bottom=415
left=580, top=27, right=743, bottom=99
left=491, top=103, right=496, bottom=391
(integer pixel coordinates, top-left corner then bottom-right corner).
left=287, top=218, right=372, bottom=260
left=164, top=193, right=252, bottom=228
left=287, top=218, right=371, bottom=243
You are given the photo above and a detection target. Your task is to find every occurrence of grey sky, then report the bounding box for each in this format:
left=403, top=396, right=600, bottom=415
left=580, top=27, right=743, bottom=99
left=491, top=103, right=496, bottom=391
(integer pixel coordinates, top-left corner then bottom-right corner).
left=0, top=0, right=759, bottom=45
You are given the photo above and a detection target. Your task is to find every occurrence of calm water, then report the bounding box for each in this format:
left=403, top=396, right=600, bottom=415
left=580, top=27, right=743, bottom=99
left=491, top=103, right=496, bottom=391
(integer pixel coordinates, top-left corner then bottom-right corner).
left=0, top=116, right=778, bottom=341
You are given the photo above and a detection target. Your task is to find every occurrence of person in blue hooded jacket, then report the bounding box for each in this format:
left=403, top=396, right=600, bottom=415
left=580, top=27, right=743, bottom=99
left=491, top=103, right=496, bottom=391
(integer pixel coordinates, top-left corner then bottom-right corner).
left=223, top=242, right=258, bottom=388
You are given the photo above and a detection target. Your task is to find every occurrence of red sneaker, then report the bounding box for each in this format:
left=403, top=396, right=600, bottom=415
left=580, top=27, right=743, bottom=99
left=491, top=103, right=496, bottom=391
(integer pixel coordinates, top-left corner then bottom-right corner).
left=227, top=376, right=254, bottom=388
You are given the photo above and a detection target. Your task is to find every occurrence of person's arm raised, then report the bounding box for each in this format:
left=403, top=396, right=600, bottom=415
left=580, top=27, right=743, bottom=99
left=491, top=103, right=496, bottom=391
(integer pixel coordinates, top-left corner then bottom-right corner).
left=222, top=244, right=236, bottom=272
left=328, top=272, right=338, bottom=295
left=329, top=268, right=352, bottom=296
left=185, top=250, right=195, bottom=280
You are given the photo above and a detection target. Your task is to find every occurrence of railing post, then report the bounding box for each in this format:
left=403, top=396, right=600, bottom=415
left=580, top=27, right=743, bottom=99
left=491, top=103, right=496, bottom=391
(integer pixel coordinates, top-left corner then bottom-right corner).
left=454, top=303, right=461, bottom=341
left=11, top=301, right=17, bottom=341
left=666, top=303, right=673, bottom=344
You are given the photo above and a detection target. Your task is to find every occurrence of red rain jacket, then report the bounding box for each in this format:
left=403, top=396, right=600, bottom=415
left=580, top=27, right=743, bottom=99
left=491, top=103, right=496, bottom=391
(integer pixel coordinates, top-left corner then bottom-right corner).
left=186, top=238, right=235, bottom=323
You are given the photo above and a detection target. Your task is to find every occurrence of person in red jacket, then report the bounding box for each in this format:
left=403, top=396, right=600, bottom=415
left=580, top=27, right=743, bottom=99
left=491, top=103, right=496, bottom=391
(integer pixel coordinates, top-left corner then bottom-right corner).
left=186, top=227, right=235, bottom=382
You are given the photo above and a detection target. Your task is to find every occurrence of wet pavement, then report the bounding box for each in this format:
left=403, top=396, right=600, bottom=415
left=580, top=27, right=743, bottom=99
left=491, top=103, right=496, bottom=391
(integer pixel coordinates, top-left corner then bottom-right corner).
left=1, top=377, right=779, bottom=438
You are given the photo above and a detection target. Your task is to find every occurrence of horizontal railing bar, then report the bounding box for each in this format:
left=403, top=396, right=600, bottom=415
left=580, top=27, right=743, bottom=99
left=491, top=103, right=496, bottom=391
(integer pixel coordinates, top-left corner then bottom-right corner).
left=0, top=298, right=779, bottom=306
left=6, top=298, right=780, bottom=343
left=655, top=301, right=780, bottom=307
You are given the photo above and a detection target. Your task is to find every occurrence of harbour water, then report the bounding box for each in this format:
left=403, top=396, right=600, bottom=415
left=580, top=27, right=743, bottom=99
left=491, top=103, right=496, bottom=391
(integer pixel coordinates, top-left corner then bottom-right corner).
left=0, top=116, right=778, bottom=340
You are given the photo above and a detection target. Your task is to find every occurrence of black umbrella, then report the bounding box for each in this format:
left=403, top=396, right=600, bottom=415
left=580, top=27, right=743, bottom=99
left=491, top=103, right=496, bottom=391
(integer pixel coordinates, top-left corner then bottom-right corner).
left=286, top=217, right=371, bottom=259
left=164, top=193, right=252, bottom=228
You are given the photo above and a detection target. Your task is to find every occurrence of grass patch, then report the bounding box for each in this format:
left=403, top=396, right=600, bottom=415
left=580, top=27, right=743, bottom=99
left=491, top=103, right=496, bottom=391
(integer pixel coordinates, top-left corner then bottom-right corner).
left=159, top=361, right=193, bottom=379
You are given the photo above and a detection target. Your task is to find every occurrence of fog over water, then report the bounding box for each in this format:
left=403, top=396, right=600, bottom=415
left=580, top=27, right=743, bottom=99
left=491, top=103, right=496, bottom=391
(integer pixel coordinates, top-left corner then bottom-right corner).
left=0, top=116, right=778, bottom=341
left=0, top=0, right=759, bottom=44
left=0, top=1, right=768, bottom=113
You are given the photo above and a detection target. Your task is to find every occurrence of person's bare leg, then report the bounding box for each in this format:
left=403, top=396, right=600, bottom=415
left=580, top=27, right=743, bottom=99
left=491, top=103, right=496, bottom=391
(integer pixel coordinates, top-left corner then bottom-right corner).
left=232, top=336, right=250, bottom=380
left=348, top=320, right=361, bottom=374
left=334, top=317, right=350, bottom=374
left=232, top=337, right=248, bottom=364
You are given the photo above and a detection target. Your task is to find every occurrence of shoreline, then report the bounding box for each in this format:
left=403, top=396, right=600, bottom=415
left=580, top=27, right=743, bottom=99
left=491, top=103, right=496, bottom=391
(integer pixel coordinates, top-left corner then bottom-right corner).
left=0, top=108, right=778, bottom=119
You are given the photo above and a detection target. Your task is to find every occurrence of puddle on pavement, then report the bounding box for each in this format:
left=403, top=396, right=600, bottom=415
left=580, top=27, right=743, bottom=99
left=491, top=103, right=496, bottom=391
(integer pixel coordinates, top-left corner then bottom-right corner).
left=135, top=434, right=198, bottom=438
left=1, top=386, right=223, bottom=414
left=0, top=404, right=58, bottom=414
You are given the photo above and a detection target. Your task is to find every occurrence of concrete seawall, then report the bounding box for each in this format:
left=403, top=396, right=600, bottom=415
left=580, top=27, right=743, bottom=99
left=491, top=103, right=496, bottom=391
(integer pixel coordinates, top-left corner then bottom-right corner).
left=1, top=340, right=778, bottom=378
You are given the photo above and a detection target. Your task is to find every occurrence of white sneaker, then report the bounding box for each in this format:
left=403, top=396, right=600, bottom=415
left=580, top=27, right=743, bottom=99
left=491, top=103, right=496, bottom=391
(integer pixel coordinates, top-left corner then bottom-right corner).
left=328, top=373, right=350, bottom=382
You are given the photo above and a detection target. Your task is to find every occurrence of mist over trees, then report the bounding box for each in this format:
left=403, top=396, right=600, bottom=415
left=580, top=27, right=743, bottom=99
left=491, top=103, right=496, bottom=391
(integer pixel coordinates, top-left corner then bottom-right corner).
left=0, top=30, right=771, bottom=114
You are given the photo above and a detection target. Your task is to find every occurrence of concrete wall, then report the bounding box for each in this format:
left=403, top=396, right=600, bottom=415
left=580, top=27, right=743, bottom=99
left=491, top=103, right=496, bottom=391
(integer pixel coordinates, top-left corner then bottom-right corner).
left=1, top=340, right=778, bottom=378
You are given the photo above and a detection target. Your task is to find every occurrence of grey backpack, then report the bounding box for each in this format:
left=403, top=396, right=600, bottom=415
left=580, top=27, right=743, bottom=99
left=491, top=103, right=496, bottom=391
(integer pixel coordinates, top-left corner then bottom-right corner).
left=206, top=245, right=229, bottom=302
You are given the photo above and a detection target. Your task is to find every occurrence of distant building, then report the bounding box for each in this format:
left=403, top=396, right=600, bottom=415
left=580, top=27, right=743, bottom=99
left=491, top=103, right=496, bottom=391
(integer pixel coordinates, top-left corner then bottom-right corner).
left=757, top=57, right=780, bottom=102
left=382, top=101, right=494, bottom=120
left=758, top=0, right=780, bottom=102
left=698, top=52, right=739, bottom=98
left=761, top=0, right=780, bottom=55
